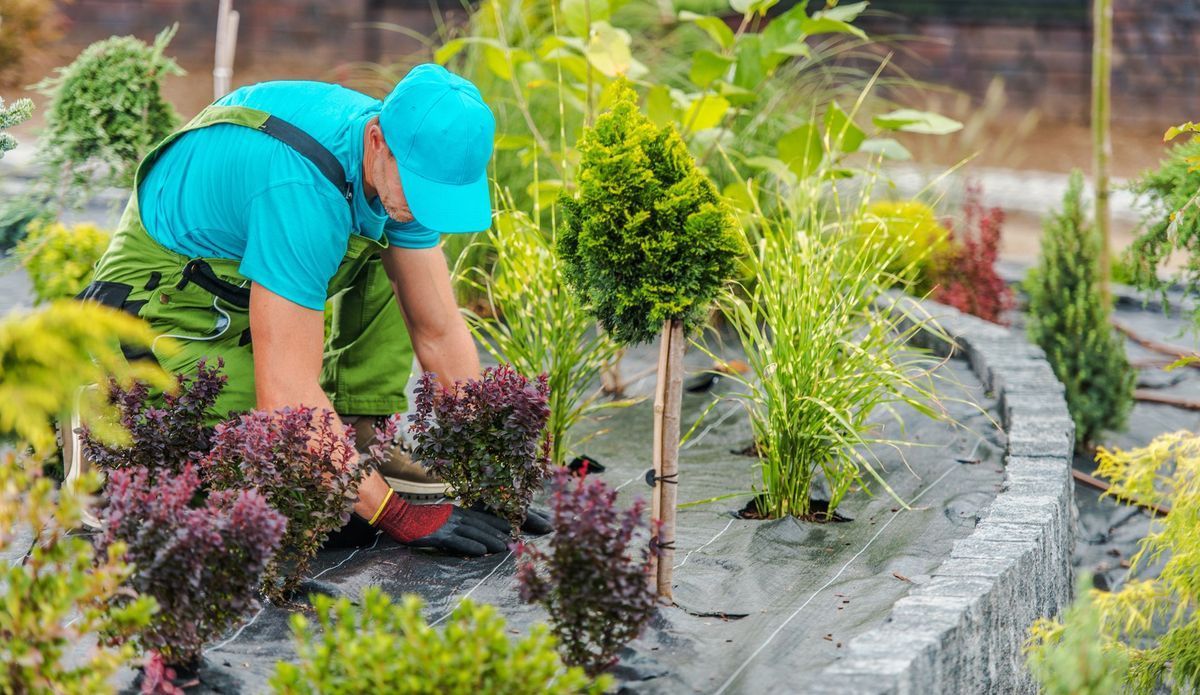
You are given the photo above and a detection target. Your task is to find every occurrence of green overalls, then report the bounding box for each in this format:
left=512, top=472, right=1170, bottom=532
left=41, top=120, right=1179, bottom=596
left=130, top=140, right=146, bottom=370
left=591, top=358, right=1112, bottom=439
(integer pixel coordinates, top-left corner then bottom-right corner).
left=80, top=105, right=414, bottom=418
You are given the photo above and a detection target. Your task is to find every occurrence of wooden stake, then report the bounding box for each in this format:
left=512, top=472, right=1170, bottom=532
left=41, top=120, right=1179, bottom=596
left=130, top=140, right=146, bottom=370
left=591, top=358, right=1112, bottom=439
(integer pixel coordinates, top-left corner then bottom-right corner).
left=214, top=1, right=239, bottom=99
left=1092, top=0, right=1113, bottom=304
left=648, top=323, right=669, bottom=588
left=653, top=319, right=685, bottom=599
left=1111, top=317, right=1200, bottom=367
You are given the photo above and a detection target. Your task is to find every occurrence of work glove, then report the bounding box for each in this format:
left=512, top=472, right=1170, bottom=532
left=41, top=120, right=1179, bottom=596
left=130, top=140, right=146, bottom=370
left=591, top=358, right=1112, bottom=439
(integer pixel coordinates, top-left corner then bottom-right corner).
left=469, top=502, right=553, bottom=536
left=372, top=492, right=509, bottom=556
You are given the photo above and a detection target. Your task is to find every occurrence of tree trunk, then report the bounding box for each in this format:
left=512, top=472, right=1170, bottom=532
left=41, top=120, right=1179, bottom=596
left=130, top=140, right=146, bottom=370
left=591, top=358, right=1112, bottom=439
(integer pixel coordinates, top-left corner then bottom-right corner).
left=651, top=319, right=685, bottom=599
left=1092, top=0, right=1113, bottom=304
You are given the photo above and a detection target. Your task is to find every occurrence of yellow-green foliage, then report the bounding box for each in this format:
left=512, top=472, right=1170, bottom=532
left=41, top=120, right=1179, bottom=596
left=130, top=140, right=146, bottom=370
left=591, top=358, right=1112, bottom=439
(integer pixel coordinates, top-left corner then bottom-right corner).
left=857, top=200, right=951, bottom=294
left=271, top=588, right=608, bottom=694
left=1025, top=576, right=1130, bottom=695
left=0, top=456, right=155, bottom=694
left=1026, top=431, right=1200, bottom=694
left=0, top=301, right=170, bottom=453
left=15, top=220, right=112, bottom=303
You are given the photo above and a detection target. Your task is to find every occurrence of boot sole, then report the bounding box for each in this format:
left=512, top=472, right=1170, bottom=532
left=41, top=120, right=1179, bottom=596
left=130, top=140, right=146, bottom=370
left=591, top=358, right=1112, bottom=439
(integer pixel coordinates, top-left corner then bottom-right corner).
left=384, top=475, right=453, bottom=501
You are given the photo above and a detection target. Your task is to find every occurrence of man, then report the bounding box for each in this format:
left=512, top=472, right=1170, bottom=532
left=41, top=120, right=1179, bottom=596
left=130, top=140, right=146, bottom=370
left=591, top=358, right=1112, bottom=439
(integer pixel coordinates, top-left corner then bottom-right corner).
left=78, top=64, right=527, bottom=556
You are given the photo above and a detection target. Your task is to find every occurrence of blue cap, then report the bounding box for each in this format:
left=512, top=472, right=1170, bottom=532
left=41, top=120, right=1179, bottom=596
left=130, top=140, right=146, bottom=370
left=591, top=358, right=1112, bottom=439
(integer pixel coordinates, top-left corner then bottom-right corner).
left=380, top=64, right=495, bottom=233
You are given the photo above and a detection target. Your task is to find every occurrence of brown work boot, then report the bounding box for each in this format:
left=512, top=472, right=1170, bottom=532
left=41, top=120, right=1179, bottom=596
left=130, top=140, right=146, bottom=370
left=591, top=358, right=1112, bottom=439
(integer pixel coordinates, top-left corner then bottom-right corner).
left=347, top=415, right=451, bottom=500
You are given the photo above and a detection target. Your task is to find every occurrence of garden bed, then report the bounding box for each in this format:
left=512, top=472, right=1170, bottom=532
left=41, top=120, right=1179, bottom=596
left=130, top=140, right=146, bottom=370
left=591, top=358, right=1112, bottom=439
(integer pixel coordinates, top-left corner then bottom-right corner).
left=79, top=301, right=1024, bottom=694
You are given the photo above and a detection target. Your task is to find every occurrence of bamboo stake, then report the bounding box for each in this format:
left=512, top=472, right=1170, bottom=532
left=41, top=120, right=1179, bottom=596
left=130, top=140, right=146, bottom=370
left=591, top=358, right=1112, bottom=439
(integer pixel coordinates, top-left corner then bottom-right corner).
left=1133, top=390, right=1200, bottom=410
left=1072, top=469, right=1170, bottom=516
left=655, top=319, right=685, bottom=599
left=1111, top=317, right=1200, bottom=367
left=648, top=322, right=669, bottom=588
left=213, top=0, right=239, bottom=99
left=1092, top=0, right=1113, bottom=304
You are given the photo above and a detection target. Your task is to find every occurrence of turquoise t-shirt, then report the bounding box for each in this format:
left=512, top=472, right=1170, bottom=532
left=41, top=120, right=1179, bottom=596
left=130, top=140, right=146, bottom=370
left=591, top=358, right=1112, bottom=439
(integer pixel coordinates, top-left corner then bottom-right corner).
left=137, top=81, right=440, bottom=311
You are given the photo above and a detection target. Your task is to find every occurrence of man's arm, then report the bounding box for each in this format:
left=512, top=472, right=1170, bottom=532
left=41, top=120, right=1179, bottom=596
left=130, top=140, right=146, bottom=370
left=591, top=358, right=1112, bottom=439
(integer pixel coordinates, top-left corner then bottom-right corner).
left=380, top=245, right=480, bottom=386
left=249, top=282, right=392, bottom=519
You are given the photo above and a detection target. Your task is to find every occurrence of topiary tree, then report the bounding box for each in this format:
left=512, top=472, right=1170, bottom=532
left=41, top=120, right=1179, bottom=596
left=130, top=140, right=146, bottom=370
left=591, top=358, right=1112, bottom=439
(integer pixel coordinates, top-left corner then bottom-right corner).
left=30, top=25, right=182, bottom=209
left=1026, top=170, right=1134, bottom=448
left=557, top=80, right=739, bottom=597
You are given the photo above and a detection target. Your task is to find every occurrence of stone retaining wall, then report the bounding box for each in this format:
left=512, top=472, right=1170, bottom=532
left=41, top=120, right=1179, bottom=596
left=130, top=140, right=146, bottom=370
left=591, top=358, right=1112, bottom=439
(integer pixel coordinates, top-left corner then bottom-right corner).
left=809, top=296, right=1077, bottom=694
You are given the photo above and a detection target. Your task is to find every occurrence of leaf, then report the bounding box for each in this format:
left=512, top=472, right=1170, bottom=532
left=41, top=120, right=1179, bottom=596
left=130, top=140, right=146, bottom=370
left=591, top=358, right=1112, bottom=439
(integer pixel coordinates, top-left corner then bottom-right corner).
left=730, top=0, right=781, bottom=16
left=494, top=134, right=534, bottom=151
left=678, top=11, right=736, bottom=50
left=824, top=101, right=865, bottom=153
left=585, top=22, right=635, bottom=77
left=744, top=155, right=796, bottom=184
left=561, top=0, right=630, bottom=38
left=484, top=45, right=513, bottom=79
left=817, top=1, right=869, bottom=23
left=434, top=38, right=468, bottom=65
left=1164, top=121, right=1200, bottom=142
left=646, top=84, right=675, bottom=127
left=717, top=81, right=758, bottom=106
left=800, top=16, right=868, bottom=39
left=732, top=34, right=765, bottom=89
left=722, top=180, right=759, bottom=212
left=526, top=179, right=566, bottom=200
left=777, top=122, right=823, bottom=179
left=873, top=109, right=963, bottom=135
left=858, top=137, right=912, bottom=160
left=689, top=49, right=735, bottom=87
left=683, top=94, right=731, bottom=132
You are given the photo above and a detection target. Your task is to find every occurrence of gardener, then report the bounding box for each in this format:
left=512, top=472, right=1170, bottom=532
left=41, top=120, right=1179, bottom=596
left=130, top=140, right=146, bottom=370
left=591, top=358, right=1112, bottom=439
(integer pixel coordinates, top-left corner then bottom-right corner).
left=78, top=64, right=532, bottom=556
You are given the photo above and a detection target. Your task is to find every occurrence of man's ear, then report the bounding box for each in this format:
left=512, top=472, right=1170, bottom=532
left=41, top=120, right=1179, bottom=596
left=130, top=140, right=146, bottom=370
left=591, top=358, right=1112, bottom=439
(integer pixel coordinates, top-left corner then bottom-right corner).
left=367, top=118, right=386, bottom=152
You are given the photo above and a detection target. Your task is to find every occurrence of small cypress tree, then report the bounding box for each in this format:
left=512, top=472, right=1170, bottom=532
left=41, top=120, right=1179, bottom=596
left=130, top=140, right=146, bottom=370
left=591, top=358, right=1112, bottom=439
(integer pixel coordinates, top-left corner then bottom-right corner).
left=1025, top=170, right=1134, bottom=447
left=557, top=80, right=738, bottom=597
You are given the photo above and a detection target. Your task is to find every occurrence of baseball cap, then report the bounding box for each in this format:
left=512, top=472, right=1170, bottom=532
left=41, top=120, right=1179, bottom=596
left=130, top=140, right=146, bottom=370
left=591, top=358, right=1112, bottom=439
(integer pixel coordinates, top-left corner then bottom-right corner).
left=379, top=64, right=495, bottom=233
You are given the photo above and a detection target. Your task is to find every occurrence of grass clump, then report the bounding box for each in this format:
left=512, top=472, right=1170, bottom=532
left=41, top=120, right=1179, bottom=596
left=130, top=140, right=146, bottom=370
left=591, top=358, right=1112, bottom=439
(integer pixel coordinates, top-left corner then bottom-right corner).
left=1025, top=170, right=1134, bottom=448
left=271, top=588, right=607, bottom=694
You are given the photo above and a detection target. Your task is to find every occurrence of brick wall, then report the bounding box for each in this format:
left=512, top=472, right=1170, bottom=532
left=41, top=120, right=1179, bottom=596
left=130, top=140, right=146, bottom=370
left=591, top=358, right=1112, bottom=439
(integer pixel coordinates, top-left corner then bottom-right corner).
left=862, top=0, right=1200, bottom=126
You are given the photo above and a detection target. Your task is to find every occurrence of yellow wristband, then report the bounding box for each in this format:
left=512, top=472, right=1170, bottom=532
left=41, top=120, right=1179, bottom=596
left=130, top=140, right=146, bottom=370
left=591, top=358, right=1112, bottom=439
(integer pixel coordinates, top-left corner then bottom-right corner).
left=368, top=488, right=394, bottom=526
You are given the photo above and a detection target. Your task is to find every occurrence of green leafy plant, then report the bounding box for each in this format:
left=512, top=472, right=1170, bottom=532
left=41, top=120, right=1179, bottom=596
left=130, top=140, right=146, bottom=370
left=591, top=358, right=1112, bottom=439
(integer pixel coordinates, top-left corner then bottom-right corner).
left=14, top=220, right=112, bottom=303
left=98, top=463, right=286, bottom=669
left=1025, top=170, right=1134, bottom=448
left=202, top=407, right=372, bottom=601
left=410, top=365, right=552, bottom=532
left=1025, top=575, right=1130, bottom=695
left=1025, top=432, right=1200, bottom=693
left=857, top=200, right=952, bottom=295
left=270, top=587, right=607, bottom=694
left=557, top=79, right=739, bottom=345
left=1127, top=134, right=1200, bottom=323
left=712, top=167, right=945, bottom=520
left=0, top=95, right=33, bottom=157
left=0, top=301, right=169, bottom=453
left=458, top=201, right=632, bottom=466
left=0, top=455, right=154, bottom=694
left=514, top=469, right=658, bottom=676
left=31, top=25, right=182, bottom=208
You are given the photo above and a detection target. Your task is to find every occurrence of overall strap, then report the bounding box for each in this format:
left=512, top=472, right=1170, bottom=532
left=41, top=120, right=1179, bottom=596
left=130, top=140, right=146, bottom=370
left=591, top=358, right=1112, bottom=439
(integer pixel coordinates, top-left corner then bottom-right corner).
left=256, top=115, right=354, bottom=204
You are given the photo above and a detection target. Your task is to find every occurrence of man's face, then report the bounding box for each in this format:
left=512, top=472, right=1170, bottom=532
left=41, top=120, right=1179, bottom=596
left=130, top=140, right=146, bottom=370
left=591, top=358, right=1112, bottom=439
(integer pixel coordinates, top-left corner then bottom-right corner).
left=376, top=148, right=415, bottom=225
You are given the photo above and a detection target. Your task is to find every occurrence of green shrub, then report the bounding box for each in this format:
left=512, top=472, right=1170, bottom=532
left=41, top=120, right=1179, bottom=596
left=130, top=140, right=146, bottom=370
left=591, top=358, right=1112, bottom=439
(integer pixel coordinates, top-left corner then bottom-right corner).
left=1025, top=576, right=1130, bottom=695
left=0, top=95, right=33, bottom=157
left=0, top=456, right=155, bottom=694
left=557, top=79, right=739, bottom=345
left=31, top=26, right=182, bottom=206
left=1025, top=170, right=1134, bottom=448
left=14, top=220, right=112, bottom=303
left=1127, top=136, right=1200, bottom=321
left=857, top=200, right=952, bottom=294
left=270, top=588, right=607, bottom=694
left=458, top=203, right=633, bottom=466
left=1026, top=432, right=1200, bottom=694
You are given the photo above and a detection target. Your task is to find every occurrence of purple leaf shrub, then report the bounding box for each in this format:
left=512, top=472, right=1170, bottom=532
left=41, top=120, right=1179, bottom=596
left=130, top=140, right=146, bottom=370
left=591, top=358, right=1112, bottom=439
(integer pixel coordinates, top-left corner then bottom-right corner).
left=409, top=365, right=552, bottom=532
left=514, top=469, right=659, bottom=675
left=98, top=463, right=285, bottom=667
left=201, top=407, right=370, bottom=601
left=82, top=359, right=226, bottom=473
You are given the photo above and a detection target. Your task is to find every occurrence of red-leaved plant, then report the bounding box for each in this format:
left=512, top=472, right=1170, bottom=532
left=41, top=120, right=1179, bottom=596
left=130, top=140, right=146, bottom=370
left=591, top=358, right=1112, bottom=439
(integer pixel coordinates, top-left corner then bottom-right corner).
left=409, top=365, right=552, bottom=532
left=98, top=464, right=285, bottom=668
left=514, top=469, right=658, bottom=675
left=82, top=359, right=226, bottom=473
left=932, top=183, right=1014, bottom=324
left=202, top=407, right=378, bottom=601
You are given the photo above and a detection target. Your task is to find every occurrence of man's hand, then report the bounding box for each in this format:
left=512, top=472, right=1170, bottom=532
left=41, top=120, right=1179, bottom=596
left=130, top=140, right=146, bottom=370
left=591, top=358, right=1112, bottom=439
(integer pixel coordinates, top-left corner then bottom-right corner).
left=373, top=494, right=510, bottom=556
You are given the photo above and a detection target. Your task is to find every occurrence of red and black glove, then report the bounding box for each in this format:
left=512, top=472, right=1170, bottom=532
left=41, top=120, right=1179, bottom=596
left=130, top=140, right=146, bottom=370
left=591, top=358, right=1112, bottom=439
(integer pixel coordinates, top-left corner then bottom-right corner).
left=370, top=490, right=509, bottom=556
